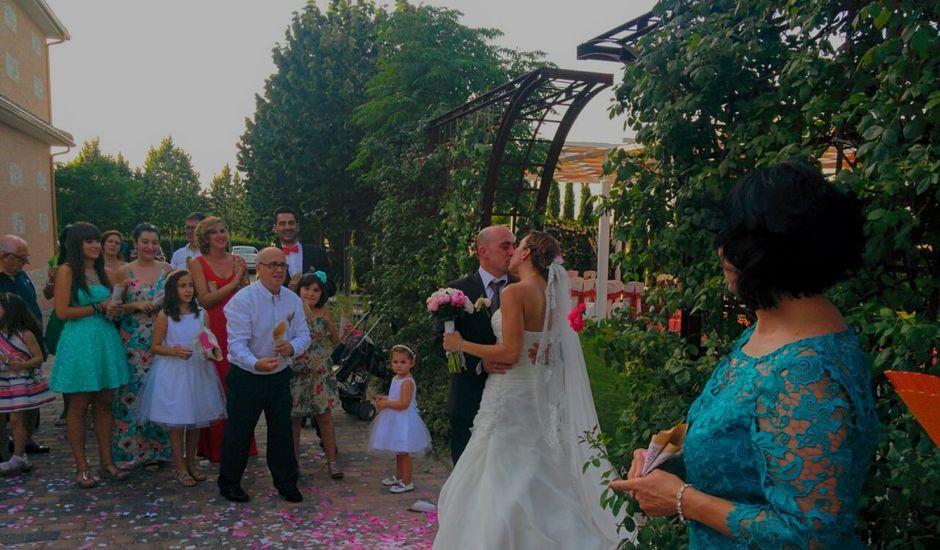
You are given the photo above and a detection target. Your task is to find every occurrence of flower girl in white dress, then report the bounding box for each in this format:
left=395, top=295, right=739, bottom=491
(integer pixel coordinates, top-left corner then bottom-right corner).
left=137, top=270, right=225, bottom=487
left=368, top=344, right=431, bottom=494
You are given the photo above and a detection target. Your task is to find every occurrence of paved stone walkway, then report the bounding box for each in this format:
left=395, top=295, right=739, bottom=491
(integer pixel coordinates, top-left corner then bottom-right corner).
left=0, top=375, right=449, bottom=549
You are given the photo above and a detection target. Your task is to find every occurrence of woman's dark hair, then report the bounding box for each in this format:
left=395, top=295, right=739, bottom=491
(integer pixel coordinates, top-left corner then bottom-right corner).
left=296, top=272, right=328, bottom=308
left=523, top=230, right=562, bottom=280
left=714, top=158, right=864, bottom=310
left=132, top=223, right=161, bottom=242
left=65, top=222, right=110, bottom=302
left=56, top=224, right=72, bottom=265
left=0, top=292, right=42, bottom=340
left=100, top=230, right=124, bottom=260
left=163, top=270, right=199, bottom=322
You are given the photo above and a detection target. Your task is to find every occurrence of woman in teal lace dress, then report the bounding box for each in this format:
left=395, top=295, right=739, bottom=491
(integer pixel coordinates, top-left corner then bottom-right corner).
left=49, top=222, right=131, bottom=488
left=111, top=223, right=172, bottom=469
left=612, top=160, right=877, bottom=548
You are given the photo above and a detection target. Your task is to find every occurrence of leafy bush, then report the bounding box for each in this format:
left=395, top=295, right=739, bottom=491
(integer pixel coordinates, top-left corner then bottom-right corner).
left=544, top=219, right=597, bottom=275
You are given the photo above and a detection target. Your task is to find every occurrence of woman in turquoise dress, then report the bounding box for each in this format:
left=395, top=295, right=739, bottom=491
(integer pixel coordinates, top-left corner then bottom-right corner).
left=49, top=222, right=131, bottom=489
left=111, top=223, right=172, bottom=469
left=612, top=160, right=877, bottom=548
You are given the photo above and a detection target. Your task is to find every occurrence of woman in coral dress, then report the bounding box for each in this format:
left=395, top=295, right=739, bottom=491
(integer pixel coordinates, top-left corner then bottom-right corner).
left=188, top=216, right=254, bottom=462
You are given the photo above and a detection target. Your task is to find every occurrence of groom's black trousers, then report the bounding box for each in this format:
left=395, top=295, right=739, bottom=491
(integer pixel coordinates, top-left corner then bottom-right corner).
left=218, top=367, right=298, bottom=493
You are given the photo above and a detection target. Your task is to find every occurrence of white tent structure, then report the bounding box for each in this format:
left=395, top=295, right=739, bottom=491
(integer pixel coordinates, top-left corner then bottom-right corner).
left=551, top=141, right=643, bottom=320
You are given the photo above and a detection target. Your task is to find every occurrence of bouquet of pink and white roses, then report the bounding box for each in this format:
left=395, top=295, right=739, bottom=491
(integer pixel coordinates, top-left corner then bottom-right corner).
left=427, top=287, right=476, bottom=373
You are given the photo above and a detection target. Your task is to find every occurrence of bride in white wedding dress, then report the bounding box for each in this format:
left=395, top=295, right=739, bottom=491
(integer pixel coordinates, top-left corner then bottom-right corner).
left=436, top=231, right=624, bottom=550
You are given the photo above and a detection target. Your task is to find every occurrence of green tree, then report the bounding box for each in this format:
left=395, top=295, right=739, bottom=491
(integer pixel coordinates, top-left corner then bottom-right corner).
left=353, top=1, right=542, bottom=446
left=54, top=139, right=144, bottom=234
left=578, top=184, right=595, bottom=225
left=238, top=0, right=380, bottom=289
left=546, top=179, right=560, bottom=218
left=207, top=164, right=252, bottom=237
left=562, top=181, right=575, bottom=219
left=595, top=0, right=940, bottom=545
left=141, top=136, right=205, bottom=248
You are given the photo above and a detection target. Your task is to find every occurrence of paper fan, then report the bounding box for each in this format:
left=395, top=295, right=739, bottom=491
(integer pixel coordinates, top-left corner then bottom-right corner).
left=885, top=370, right=940, bottom=448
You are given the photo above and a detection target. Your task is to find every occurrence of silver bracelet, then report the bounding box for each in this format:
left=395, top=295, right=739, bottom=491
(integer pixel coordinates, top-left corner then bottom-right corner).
left=676, top=483, right=693, bottom=524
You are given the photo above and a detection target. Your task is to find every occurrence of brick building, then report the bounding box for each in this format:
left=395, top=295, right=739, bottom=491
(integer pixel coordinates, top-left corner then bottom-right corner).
left=0, top=0, right=72, bottom=292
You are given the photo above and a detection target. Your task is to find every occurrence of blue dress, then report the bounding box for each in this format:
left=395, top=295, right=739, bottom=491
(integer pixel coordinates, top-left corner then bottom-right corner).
left=684, top=325, right=877, bottom=549
left=49, top=285, right=130, bottom=393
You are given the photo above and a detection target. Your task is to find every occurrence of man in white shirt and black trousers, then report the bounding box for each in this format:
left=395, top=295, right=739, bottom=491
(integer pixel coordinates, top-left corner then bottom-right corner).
left=218, top=247, right=311, bottom=503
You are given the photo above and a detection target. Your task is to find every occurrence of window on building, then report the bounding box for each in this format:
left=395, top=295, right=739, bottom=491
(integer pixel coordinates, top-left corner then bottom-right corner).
left=38, top=212, right=49, bottom=234
left=9, top=162, right=23, bottom=185
left=12, top=212, right=25, bottom=235
left=3, top=4, right=16, bottom=31
left=31, top=32, right=43, bottom=57
left=33, top=75, right=43, bottom=98
left=5, top=52, right=19, bottom=81
left=36, top=170, right=48, bottom=191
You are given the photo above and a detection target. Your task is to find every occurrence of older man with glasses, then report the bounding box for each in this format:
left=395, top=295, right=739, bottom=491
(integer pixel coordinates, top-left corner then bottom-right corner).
left=217, top=247, right=310, bottom=503
left=0, top=234, right=51, bottom=458
left=170, top=212, right=206, bottom=270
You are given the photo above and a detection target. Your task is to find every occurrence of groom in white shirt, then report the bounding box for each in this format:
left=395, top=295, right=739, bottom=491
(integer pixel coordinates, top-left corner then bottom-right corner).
left=218, top=247, right=310, bottom=503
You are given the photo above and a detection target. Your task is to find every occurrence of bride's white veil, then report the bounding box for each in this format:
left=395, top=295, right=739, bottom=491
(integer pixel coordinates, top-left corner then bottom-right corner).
left=535, top=260, right=625, bottom=545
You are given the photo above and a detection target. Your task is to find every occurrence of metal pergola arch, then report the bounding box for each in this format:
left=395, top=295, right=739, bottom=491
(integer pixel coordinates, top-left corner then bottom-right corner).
left=427, top=67, right=612, bottom=230
left=575, top=12, right=662, bottom=63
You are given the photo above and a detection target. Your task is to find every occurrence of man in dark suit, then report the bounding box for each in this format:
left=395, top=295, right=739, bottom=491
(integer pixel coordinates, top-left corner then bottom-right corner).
left=272, top=206, right=336, bottom=296
left=433, top=225, right=516, bottom=464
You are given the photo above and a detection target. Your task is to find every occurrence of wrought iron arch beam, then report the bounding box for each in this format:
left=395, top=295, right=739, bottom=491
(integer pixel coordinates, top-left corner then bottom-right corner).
left=480, top=70, right=548, bottom=227
left=534, top=81, right=611, bottom=217
left=427, top=68, right=613, bottom=229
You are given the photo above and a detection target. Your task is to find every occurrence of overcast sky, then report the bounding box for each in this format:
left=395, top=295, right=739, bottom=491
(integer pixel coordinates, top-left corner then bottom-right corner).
left=47, top=0, right=655, bottom=186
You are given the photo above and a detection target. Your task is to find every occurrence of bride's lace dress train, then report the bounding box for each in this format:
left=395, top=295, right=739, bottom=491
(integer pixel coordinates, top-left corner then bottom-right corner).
left=433, top=307, right=620, bottom=549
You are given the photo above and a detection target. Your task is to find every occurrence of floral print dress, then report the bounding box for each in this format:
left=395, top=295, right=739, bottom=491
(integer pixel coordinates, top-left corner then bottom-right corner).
left=290, top=315, right=339, bottom=416
left=112, top=269, right=172, bottom=466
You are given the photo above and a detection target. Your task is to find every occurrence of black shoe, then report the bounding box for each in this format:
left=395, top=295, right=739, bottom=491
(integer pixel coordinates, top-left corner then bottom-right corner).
left=219, top=485, right=250, bottom=503
left=25, top=443, right=51, bottom=454
left=280, top=489, right=303, bottom=503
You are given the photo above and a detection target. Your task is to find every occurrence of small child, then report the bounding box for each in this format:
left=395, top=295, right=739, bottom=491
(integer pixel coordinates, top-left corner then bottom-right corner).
left=137, top=270, right=226, bottom=486
left=0, top=292, right=54, bottom=475
left=290, top=272, right=343, bottom=478
left=367, top=344, right=431, bottom=493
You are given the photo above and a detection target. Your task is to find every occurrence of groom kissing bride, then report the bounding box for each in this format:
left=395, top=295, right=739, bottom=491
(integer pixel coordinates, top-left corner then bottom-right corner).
left=432, top=226, right=621, bottom=549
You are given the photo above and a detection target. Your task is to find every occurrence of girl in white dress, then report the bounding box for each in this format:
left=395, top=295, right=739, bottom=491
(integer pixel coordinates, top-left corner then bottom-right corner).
left=137, top=270, right=225, bottom=487
left=368, top=344, right=431, bottom=494
left=438, top=231, right=622, bottom=549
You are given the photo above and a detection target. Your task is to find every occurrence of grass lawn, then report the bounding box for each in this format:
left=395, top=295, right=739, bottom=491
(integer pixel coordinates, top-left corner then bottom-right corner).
left=582, top=335, right=624, bottom=438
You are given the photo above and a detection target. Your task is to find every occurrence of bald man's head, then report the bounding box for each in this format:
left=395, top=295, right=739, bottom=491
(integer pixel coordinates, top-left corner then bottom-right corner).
left=256, top=246, right=287, bottom=291
left=0, top=234, right=29, bottom=275
left=475, top=225, right=516, bottom=277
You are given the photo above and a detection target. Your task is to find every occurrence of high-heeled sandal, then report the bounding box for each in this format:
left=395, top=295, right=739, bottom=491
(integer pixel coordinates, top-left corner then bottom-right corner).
left=76, top=469, right=98, bottom=489
left=175, top=470, right=197, bottom=487
left=99, top=463, right=129, bottom=481
left=187, top=467, right=207, bottom=482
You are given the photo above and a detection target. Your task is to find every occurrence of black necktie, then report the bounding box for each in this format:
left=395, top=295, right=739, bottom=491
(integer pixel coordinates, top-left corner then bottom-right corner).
left=489, top=279, right=505, bottom=312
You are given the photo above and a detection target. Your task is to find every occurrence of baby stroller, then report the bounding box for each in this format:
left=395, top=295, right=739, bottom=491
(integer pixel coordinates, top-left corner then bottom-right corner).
left=330, top=310, right=390, bottom=421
